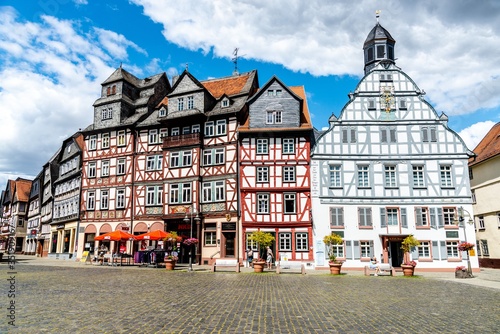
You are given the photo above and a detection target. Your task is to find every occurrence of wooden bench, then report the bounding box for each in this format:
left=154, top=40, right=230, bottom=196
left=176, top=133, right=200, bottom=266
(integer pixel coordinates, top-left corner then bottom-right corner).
left=211, top=259, right=240, bottom=273
left=276, top=261, right=306, bottom=275
left=364, top=263, right=395, bottom=276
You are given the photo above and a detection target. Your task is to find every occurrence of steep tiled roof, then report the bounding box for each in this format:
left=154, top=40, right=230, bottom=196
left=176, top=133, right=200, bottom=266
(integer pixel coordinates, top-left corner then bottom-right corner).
left=202, top=71, right=254, bottom=98
left=469, top=122, right=500, bottom=166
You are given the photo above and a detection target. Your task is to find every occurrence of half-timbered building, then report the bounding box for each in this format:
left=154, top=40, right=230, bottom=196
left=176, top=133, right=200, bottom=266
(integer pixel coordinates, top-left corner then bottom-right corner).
left=78, top=67, right=169, bottom=258
left=239, top=76, right=314, bottom=264
left=26, top=173, right=42, bottom=255
left=139, top=70, right=258, bottom=265
left=311, top=21, right=479, bottom=272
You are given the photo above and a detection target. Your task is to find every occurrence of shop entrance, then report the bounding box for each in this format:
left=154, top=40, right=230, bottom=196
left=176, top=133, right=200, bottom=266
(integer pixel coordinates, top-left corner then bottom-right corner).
left=222, top=232, right=235, bottom=257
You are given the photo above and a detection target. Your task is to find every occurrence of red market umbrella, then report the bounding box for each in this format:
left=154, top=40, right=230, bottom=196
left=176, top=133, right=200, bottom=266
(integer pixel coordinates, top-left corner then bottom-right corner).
left=134, top=230, right=169, bottom=241
left=94, top=230, right=136, bottom=241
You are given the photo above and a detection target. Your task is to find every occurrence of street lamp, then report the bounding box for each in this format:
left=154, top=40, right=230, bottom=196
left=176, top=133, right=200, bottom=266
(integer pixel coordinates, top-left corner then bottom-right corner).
left=454, top=206, right=474, bottom=277
left=184, top=210, right=200, bottom=272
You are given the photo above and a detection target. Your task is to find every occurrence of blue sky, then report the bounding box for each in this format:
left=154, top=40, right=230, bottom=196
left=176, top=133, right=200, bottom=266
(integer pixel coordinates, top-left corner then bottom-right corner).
left=1, top=0, right=499, bottom=192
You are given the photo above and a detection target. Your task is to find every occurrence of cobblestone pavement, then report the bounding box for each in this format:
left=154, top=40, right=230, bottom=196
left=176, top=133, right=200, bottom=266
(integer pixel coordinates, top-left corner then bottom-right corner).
left=1, top=257, right=499, bottom=333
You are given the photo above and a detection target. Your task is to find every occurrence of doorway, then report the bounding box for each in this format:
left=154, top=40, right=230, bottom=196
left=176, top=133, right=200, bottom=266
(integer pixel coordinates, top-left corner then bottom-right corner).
left=222, top=232, right=235, bottom=257
left=388, top=241, right=403, bottom=267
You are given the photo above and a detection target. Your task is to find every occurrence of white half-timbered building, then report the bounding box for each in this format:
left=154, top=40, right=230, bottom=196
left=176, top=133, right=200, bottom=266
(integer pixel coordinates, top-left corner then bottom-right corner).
left=78, top=67, right=169, bottom=258
left=240, top=76, right=314, bottom=264
left=311, top=22, right=479, bottom=272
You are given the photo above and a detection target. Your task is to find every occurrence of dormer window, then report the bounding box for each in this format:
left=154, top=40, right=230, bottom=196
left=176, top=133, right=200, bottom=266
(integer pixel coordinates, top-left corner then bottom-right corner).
left=221, top=98, right=229, bottom=108
left=159, top=107, right=167, bottom=117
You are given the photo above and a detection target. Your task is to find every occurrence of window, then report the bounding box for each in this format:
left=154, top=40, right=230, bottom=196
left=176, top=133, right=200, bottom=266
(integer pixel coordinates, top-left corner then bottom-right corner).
left=170, top=152, right=180, bottom=168
left=159, top=128, right=168, bottom=139
left=357, top=165, right=370, bottom=187
left=87, top=191, right=95, bottom=210
left=101, top=190, right=109, bottom=210
left=376, top=45, right=385, bottom=58
left=415, top=207, right=429, bottom=226
left=159, top=108, right=166, bottom=117
left=187, top=96, right=194, bottom=109
left=146, top=155, right=162, bottom=171
left=329, top=165, right=341, bottom=187
left=330, top=207, right=344, bottom=227
left=422, top=126, right=437, bottom=142
left=246, top=233, right=258, bottom=250
left=18, top=218, right=24, bottom=227
left=283, top=167, right=295, bottom=182
left=360, top=241, right=371, bottom=258
left=256, top=139, right=268, bottom=154
left=418, top=241, right=431, bottom=258
left=341, top=127, right=357, bottom=143
left=412, top=165, right=425, bottom=187
left=216, top=120, right=226, bottom=135
left=387, top=208, right=398, bottom=226
left=384, top=165, right=397, bottom=187
left=202, top=181, right=225, bottom=203
left=169, top=183, right=190, bottom=204
left=117, top=131, right=125, bottom=146
left=89, top=135, right=97, bottom=150
left=443, top=207, right=456, bottom=226
left=284, top=193, right=296, bottom=214
left=266, top=110, right=282, bottom=124
left=102, top=133, right=110, bottom=148
left=171, top=127, right=180, bottom=136
left=170, top=151, right=192, bottom=168
left=368, top=99, right=376, bottom=110
left=440, top=165, right=453, bottom=187
left=267, top=89, right=282, bottom=96
left=88, top=162, right=96, bottom=178
left=279, top=233, right=292, bottom=251
left=446, top=241, right=459, bottom=258
left=282, top=138, right=294, bottom=154
left=149, top=129, right=159, bottom=144
left=480, top=240, right=489, bottom=256
left=101, top=160, right=110, bottom=177
left=221, top=98, right=229, bottom=108
left=399, top=99, right=407, bottom=109
left=182, top=126, right=190, bottom=134
left=478, top=216, right=485, bottom=230
left=182, top=151, right=192, bottom=166
left=329, top=241, right=345, bottom=259
left=205, top=230, right=217, bottom=246
left=203, top=148, right=225, bottom=166
left=116, top=189, right=125, bottom=209
left=192, top=124, right=200, bottom=133
left=257, top=167, right=269, bottom=183
left=257, top=193, right=269, bottom=214
left=101, top=108, right=112, bottom=120
left=381, top=127, right=397, bottom=143
left=358, top=207, right=372, bottom=227
left=178, top=97, right=184, bottom=111
left=205, top=122, right=214, bottom=137
left=146, top=185, right=163, bottom=206
left=295, top=233, right=308, bottom=251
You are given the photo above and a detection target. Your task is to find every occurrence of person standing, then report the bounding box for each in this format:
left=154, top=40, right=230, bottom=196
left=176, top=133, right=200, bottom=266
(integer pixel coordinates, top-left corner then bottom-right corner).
left=246, top=248, right=253, bottom=268
left=266, top=246, right=273, bottom=269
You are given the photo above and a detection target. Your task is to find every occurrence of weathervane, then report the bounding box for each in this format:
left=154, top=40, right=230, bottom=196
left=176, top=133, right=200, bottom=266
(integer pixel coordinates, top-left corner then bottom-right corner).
left=232, top=48, right=240, bottom=75
left=376, top=10, right=381, bottom=23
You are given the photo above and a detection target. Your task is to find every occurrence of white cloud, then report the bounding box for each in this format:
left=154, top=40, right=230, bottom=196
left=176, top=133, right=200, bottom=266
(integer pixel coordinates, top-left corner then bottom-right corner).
left=458, top=121, right=496, bottom=151
left=0, top=7, right=146, bottom=191
left=132, top=0, right=500, bottom=117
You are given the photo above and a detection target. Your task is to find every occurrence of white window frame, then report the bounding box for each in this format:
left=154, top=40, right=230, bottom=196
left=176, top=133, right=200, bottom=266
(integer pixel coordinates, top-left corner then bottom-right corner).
left=282, top=138, right=294, bottom=154
left=387, top=208, right=398, bottom=226
left=187, top=95, right=194, bottom=109
left=257, top=193, right=270, bottom=214
left=257, top=167, right=269, bottom=183
left=116, top=189, right=125, bottom=209
left=117, top=131, right=125, bottom=147
left=101, top=160, right=110, bottom=177
left=146, top=185, right=163, bottom=206
left=89, top=135, right=97, bottom=150
left=87, top=191, right=95, bottom=210
left=418, top=241, right=431, bottom=258
left=149, top=129, right=159, bottom=144
left=283, top=193, right=296, bottom=214
left=384, top=165, right=397, bottom=188
left=295, top=232, right=308, bottom=251
left=88, top=162, right=96, bottom=178
left=216, top=119, right=226, bottom=136
left=146, top=155, right=162, bottom=171
left=440, top=165, right=453, bottom=187
left=178, top=97, right=184, bottom=111
left=100, top=190, right=109, bottom=210
left=205, top=122, right=214, bottom=137
left=102, top=133, right=110, bottom=149
left=171, top=127, right=180, bottom=136
left=256, top=139, right=268, bottom=154
left=279, top=232, right=292, bottom=251
left=283, top=166, right=296, bottom=183
left=329, top=165, right=341, bottom=187
left=357, top=165, right=370, bottom=188
left=446, top=241, right=460, bottom=258
left=412, top=165, right=425, bottom=188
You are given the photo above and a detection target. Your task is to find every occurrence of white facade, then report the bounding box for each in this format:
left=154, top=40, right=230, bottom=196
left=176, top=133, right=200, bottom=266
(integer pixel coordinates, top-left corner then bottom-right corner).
left=311, top=23, right=479, bottom=271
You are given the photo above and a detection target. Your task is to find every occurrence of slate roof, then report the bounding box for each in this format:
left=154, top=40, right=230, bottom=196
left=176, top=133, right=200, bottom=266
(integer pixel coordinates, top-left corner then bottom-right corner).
left=469, top=122, right=500, bottom=166
left=364, top=23, right=395, bottom=46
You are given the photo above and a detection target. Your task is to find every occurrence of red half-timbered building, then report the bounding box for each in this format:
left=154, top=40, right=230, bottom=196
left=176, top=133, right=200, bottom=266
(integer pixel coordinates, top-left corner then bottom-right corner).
left=239, top=76, right=314, bottom=264
left=78, top=67, right=169, bottom=258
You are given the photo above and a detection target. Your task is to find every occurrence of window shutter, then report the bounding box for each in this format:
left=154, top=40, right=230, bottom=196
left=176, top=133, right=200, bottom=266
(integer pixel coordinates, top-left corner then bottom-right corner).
left=416, top=208, right=423, bottom=226
left=432, top=241, right=439, bottom=260
left=401, top=208, right=407, bottom=228
left=390, top=128, right=397, bottom=142
left=437, top=208, right=444, bottom=228
left=422, top=127, right=428, bottom=142
left=369, top=240, right=374, bottom=257
left=342, top=129, right=348, bottom=143
left=353, top=241, right=360, bottom=259
left=367, top=208, right=372, bottom=227
left=430, top=208, right=437, bottom=229
left=411, top=245, right=419, bottom=259
left=430, top=127, right=437, bottom=142
left=350, top=128, right=356, bottom=143
left=345, top=240, right=352, bottom=259
left=381, top=128, right=388, bottom=143
left=380, top=208, right=386, bottom=227
left=339, top=208, right=344, bottom=226
left=440, top=241, right=447, bottom=259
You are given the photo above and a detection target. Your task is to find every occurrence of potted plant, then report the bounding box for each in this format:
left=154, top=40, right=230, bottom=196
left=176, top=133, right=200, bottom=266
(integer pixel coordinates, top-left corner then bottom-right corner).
left=323, top=233, right=344, bottom=274
left=401, top=235, right=420, bottom=276
left=164, top=231, right=182, bottom=270
left=247, top=231, right=275, bottom=273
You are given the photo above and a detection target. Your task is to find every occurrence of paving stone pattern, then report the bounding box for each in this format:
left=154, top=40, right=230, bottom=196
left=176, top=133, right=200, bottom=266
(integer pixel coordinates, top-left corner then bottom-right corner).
left=3, top=264, right=500, bottom=333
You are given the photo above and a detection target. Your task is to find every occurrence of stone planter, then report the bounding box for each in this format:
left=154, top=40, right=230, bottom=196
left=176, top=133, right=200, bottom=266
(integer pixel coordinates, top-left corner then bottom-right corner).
left=401, top=264, right=415, bottom=276
left=329, top=263, right=343, bottom=275
left=165, top=259, right=176, bottom=271
left=253, top=261, right=266, bottom=273
left=455, top=270, right=471, bottom=279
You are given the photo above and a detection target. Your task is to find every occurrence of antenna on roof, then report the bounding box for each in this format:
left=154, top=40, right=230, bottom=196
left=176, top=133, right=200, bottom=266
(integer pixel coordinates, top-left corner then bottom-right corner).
left=185, top=63, right=189, bottom=71
left=375, top=10, right=381, bottom=23
left=232, top=48, right=245, bottom=76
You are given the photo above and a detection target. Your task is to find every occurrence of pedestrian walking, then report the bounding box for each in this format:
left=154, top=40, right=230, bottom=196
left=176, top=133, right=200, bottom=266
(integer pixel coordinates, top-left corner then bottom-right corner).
left=266, top=246, right=273, bottom=269
left=246, top=248, right=253, bottom=268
